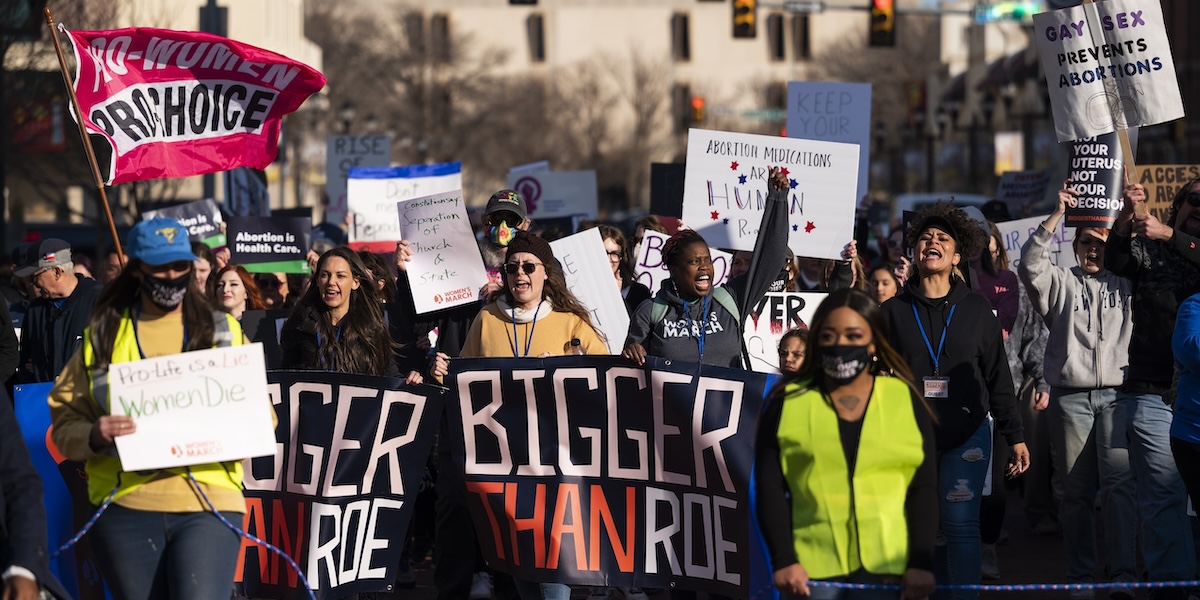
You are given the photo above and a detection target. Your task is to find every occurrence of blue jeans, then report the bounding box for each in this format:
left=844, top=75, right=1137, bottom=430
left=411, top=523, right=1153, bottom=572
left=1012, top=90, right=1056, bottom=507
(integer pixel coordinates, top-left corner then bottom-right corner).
left=1050, top=388, right=1137, bottom=584
left=1122, top=392, right=1197, bottom=585
left=780, top=570, right=899, bottom=600
left=89, top=503, right=243, bottom=600
left=513, top=579, right=570, bottom=600
left=934, top=419, right=991, bottom=600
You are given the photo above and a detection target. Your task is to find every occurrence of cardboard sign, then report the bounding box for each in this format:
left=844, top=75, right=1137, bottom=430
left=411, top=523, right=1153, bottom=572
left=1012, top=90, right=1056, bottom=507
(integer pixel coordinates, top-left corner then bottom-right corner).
left=110, top=344, right=276, bottom=471
left=506, top=170, right=599, bottom=220
left=1065, top=133, right=1124, bottom=226
left=995, top=169, right=1052, bottom=214
left=786, top=81, right=872, bottom=204
left=224, top=167, right=271, bottom=217
left=1033, top=0, right=1184, bottom=141
left=632, top=230, right=732, bottom=295
left=325, top=135, right=392, bottom=225
left=1134, top=164, right=1200, bottom=224
left=743, top=292, right=825, bottom=373
left=397, top=190, right=489, bottom=314
left=995, top=215, right=1078, bottom=272
left=347, top=161, right=462, bottom=252
left=227, top=216, right=311, bottom=273
left=143, top=198, right=226, bottom=247
left=681, top=128, right=859, bottom=259
left=549, top=228, right=630, bottom=355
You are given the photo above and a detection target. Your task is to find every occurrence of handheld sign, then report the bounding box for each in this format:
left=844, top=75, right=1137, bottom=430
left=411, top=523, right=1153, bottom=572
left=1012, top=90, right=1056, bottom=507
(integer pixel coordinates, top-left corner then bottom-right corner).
left=681, top=128, right=859, bottom=259
left=326, top=134, right=392, bottom=226
left=744, top=292, right=825, bottom=373
left=506, top=170, right=599, bottom=220
left=786, top=82, right=872, bottom=204
left=995, top=169, right=1053, bottom=215
left=1065, top=133, right=1125, bottom=227
left=1033, top=0, right=1184, bottom=142
left=1134, top=164, right=1200, bottom=224
left=227, top=216, right=311, bottom=273
left=995, top=215, right=1078, bottom=272
left=548, top=228, right=629, bottom=355
left=632, top=229, right=732, bottom=295
left=110, top=343, right=276, bottom=471
left=348, top=161, right=462, bottom=252
left=143, top=199, right=226, bottom=248
left=398, top=190, right=489, bottom=314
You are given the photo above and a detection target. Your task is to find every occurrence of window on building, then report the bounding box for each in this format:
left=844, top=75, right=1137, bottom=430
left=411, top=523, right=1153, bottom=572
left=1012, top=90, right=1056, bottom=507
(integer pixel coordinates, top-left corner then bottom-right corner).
left=671, top=13, right=691, bottom=62
left=792, top=14, right=811, bottom=60
left=673, top=83, right=692, bottom=133
left=404, top=12, right=424, bottom=55
left=767, top=13, right=785, bottom=61
left=527, top=13, right=545, bottom=62
left=431, top=13, right=450, bottom=63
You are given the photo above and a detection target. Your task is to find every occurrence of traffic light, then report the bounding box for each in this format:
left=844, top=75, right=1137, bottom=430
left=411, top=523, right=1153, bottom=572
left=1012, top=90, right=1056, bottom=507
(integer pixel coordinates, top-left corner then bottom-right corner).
left=733, top=0, right=756, bottom=38
left=869, top=0, right=895, bottom=47
left=690, top=96, right=706, bottom=124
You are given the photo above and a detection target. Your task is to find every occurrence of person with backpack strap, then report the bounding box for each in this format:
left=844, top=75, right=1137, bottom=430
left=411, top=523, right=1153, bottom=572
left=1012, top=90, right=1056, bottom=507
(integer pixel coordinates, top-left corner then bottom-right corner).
left=623, top=166, right=791, bottom=368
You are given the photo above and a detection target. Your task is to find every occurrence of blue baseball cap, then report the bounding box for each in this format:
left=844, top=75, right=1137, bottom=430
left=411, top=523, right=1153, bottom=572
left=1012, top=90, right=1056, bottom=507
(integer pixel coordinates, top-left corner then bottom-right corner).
left=126, top=217, right=198, bottom=266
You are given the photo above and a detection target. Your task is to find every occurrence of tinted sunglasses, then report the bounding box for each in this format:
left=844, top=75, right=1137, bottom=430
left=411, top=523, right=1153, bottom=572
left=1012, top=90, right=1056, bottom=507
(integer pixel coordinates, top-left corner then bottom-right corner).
left=504, top=262, right=541, bottom=275
left=1186, top=192, right=1200, bottom=208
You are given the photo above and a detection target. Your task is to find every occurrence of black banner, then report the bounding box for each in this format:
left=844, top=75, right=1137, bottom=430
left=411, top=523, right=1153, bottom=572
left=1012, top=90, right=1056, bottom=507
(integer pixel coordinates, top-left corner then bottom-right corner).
left=227, top=216, right=312, bottom=273
left=444, top=356, right=774, bottom=598
left=233, top=371, right=443, bottom=600
left=143, top=198, right=226, bottom=247
left=1064, top=132, right=1124, bottom=227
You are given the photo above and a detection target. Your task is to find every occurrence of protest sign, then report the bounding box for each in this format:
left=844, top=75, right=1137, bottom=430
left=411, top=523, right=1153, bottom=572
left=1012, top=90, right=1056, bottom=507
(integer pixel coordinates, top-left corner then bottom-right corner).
left=786, top=82, right=872, bottom=203
left=224, top=167, right=271, bottom=217
left=1032, top=0, right=1184, bottom=142
left=682, top=128, right=859, bottom=259
left=506, top=170, right=599, bottom=220
left=1065, top=133, right=1124, bottom=227
left=348, top=161, right=462, bottom=252
left=13, top=384, right=107, bottom=600
left=995, top=169, right=1052, bottom=215
left=325, top=135, right=392, bottom=225
left=61, top=27, right=325, bottom=185
left=110, top=344, right=276, bottom=471
left=650, top=163, right=687, bottom=218
left=444, top=355, right=775, bottom=597
left=995, top=215, right=1078, bottom=271
left=397, top=190, right=489, bottom=314
left=548, top=228, right=630, bottom=354
left=235, top=371, right=443, bottom=600
left=743, top=292, right=826, bottom=373
left=227, top=216, right=311, bottom=273
left=143, top=198, right=226, bottom=247
left=632, top=230, right=732, bottom=295
left=1134, top=164, right=1200, bottom=224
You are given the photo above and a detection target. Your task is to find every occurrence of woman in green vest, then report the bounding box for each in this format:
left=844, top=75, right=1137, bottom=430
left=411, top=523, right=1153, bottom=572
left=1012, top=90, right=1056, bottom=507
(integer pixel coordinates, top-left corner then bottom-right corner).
left=48, top=217, right=251, bottom=600
left=756, top=288, right=937, bottom=599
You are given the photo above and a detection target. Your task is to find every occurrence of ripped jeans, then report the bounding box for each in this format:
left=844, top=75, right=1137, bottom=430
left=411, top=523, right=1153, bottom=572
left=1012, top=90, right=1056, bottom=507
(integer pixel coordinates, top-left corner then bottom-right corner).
left=933, top=419, right=992, bottom=600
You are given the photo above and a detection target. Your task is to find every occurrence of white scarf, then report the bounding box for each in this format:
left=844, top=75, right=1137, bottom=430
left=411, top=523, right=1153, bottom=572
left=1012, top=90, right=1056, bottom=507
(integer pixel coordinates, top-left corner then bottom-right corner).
left=497, top=298, right=553, bottom=323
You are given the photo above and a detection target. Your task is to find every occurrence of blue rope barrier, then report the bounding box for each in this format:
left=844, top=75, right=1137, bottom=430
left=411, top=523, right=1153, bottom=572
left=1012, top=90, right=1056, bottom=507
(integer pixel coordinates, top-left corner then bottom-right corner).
left=187, top=470, right=318, bottom=600
left=50, top=484, right=117, bottom=559
left=750, top=579, right=1200, bottom=598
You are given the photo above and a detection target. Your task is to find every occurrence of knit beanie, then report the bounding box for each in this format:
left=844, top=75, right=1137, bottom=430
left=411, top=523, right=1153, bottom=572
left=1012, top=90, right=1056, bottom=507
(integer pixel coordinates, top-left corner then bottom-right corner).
left=505, top=231, right=556, bottom=267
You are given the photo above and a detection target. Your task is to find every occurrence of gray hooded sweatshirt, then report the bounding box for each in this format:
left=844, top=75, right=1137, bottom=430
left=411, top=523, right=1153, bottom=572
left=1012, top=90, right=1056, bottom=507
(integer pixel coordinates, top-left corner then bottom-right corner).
left=1018, top=224, right=1133, bottom=389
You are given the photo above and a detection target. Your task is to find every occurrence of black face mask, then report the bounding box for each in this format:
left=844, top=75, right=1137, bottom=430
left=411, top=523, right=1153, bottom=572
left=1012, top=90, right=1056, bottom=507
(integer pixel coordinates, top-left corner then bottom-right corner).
left=141, top=272, right=190, bottom=311
left=821, top=345, right=871, bottom=385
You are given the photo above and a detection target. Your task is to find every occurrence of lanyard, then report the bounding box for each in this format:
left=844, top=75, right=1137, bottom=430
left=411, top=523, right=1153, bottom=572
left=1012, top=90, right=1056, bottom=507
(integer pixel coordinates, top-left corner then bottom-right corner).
left=511, top=304, right=541, bottom=358
left=687, top=295, right=711, bottom=360
left=130, top=305, right=187, bottom=359
left=911, top=302, right=956, bottom=376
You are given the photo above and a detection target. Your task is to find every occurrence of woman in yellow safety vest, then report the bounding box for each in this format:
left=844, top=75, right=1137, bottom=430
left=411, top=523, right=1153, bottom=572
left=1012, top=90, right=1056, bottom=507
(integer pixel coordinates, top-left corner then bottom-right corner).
left=48, top=216, right=254, bottom=600
left=756, top=288, right=937, bottom=600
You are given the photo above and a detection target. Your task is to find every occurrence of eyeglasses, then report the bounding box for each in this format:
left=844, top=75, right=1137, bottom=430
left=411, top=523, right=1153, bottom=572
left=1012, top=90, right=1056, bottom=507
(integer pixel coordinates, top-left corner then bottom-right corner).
left=887, top=239, right=903, bottom=249
left=683, top=256, right=713, bottom=267
left=504, top=262, right=542, bottom=275
left=487, top=213, right=520, bottom=227
left=1186, top=193, right=1200, bottom=208
left=606, top=251, right=622, bottom=261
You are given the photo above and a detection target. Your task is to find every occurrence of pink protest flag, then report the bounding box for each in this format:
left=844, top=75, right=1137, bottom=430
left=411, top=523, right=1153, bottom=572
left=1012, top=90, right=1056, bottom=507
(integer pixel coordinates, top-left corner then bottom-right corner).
left=60, top=26, right=326, bottom=185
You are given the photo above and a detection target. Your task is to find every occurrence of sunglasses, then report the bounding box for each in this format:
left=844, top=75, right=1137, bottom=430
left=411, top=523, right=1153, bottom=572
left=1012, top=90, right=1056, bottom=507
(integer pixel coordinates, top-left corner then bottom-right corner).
left=487, top=213, right=520, bottom=227
left=1186, top=193, right=1200, bottom=208
left=504, top=262, right=542, bottom=275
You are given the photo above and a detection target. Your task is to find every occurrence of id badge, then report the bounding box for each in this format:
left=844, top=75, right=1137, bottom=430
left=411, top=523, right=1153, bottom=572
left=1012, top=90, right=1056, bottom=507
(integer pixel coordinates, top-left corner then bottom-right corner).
left=923, top=376, right=949, bottom=399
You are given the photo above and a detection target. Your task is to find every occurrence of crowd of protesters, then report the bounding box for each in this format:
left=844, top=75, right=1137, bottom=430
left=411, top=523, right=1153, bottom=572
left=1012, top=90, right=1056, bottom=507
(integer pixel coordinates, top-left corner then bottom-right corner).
left=2, top=169, right=1200, bottom=600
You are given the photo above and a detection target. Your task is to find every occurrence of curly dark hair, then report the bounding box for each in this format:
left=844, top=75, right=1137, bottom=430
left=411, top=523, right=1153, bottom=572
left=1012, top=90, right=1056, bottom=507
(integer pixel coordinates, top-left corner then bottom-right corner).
left=661, top=229, right=708, bottom=269
left=905, top=200, right=985, bottom=265
left=1166, top=176, right=1200, bottom=228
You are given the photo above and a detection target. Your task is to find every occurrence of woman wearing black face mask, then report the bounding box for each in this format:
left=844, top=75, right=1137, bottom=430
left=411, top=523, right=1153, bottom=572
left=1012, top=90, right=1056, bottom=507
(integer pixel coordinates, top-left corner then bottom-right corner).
left=757, top=288, right=937, bottom=600
left=47, top=217, right=255, bottom=599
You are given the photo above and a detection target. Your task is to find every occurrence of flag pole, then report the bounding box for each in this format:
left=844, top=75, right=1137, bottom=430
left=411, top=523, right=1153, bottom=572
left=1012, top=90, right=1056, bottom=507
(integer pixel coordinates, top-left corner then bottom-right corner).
left=43, top=8, right=126, bottom=264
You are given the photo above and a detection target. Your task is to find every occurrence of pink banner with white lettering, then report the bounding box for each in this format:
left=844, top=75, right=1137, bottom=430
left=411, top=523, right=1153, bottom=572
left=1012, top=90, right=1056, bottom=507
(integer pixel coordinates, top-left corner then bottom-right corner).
left=62, top=26, right=326, bottom=185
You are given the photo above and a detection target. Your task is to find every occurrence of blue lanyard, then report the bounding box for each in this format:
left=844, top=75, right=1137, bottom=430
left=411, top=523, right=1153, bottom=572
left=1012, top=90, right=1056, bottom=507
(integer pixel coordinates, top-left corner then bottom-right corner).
left=911, top=302, right=956, bottom=376
left=687, top=295, right=711, bottom=360
left=511, top=304, right=541, bottom=358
